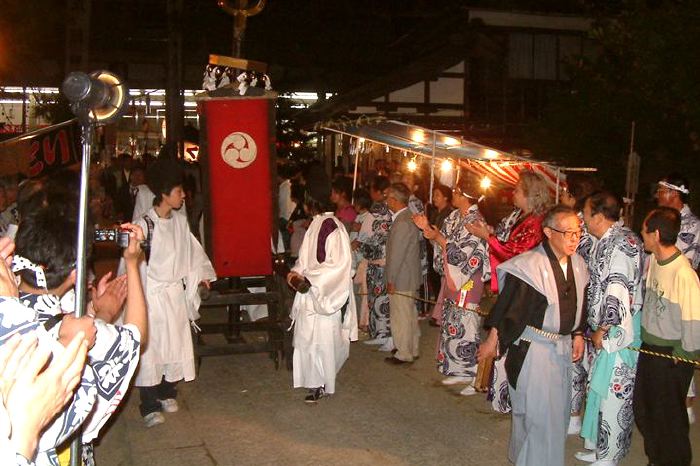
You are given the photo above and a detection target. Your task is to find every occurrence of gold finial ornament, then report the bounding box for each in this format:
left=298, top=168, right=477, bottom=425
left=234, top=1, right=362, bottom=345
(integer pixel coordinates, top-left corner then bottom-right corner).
left=217, top=0, right=267, bottom=57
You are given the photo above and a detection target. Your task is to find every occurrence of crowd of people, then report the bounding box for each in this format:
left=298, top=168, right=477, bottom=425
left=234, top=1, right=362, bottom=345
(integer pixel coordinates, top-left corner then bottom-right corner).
left=280, top=161, right=700, bottom=466
left=0, top=149, right=698, bottom=466
left=0, top=152, right=213, bottom=464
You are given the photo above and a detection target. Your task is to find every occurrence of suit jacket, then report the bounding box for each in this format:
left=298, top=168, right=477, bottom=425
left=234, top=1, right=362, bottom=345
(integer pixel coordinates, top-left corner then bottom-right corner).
left=385, top=208, right=421, bottom=291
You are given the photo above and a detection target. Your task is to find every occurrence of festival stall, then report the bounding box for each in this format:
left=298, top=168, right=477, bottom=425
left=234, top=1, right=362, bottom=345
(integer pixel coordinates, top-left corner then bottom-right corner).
left=320, top=118, right=595, bottom=203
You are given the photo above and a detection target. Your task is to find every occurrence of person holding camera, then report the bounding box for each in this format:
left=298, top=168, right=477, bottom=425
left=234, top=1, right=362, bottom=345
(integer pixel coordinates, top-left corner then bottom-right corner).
left=10, top=206, right=147, bottom=465
left=132, top=158, right=216, bottom=427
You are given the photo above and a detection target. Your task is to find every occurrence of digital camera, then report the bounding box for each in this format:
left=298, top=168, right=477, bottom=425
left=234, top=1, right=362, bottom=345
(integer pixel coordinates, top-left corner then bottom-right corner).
left=94, top=228, right=131, bottom=248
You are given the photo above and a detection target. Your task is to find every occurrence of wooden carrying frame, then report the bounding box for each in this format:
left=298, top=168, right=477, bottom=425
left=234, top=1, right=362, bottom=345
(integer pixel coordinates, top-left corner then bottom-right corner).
left=196, top=92, right=291, bottom=369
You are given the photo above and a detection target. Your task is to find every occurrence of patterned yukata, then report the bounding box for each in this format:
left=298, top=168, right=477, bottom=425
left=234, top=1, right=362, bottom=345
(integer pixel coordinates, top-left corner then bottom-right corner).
left=677, top=204, right=700, bottom=269
left=571, top=212, right=595, bottom=416
left=487, top=209, right=545, bottom=414
left=581, top=223, right=644, bottom=464
left=408, top=194, right=428, bottom=279
left=0, top=292, right=141, bottom=466
left=433, top=206, right=489, bottom=377
left=360, top=201, right=393, bottom=339
left=676, top=205, right=700, bottom=402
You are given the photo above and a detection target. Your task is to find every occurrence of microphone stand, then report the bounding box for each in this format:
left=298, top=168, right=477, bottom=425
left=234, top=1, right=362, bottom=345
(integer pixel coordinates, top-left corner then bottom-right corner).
left=69, top=108, right=93, bottom=466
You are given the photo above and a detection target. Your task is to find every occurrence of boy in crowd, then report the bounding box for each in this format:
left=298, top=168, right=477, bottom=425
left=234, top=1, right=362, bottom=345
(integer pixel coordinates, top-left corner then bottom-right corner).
left=635, top=207, right=700, bottom=466
left=133, top=158, right=216, bottom=427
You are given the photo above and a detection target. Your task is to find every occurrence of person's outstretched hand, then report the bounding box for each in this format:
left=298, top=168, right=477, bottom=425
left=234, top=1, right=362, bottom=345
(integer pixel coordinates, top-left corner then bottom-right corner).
left=5, top=331, right=89, bottom=459
left=120, top=223, right=145, bottom=264
left=90, top=272, right=128, bottom=323
left=0, top=242, right=17, bottom=298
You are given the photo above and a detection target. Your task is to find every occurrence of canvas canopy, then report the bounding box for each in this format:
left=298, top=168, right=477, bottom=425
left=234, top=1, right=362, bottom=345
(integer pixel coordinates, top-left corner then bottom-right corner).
left=321, top=119, right=594, bottom=198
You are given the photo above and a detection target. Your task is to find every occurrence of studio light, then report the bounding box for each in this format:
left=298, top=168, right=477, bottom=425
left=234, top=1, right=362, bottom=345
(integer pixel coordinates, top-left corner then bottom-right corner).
left=62, top=70, right=129, bottom=125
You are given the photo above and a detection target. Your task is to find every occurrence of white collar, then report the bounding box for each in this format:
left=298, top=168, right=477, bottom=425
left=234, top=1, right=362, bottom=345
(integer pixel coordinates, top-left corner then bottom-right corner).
left=391, top=206, right=407, bottom=221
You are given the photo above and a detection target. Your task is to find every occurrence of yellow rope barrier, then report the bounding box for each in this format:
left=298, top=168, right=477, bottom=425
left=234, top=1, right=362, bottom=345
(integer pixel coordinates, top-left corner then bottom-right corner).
left=356, top=292, right=700, bottom=367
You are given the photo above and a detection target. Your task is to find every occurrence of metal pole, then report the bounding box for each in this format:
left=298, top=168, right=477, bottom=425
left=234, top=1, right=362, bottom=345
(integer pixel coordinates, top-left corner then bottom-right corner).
left=351, top=143, right=360, bottom=203
left=429, top=130, right=436, bottom=204
left=69, top=122, right=92, bottom=466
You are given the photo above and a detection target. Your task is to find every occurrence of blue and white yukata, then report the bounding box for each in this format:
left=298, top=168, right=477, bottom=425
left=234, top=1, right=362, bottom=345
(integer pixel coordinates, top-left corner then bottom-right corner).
left=433, top=206, right=489, bottom=378
left=489, top=208, right=525, bottom=414
left=571, top=212, right=596, bottom=417
left=360, top=201, right=393, bottom=340
left=677, top=204, right=700, bottom=269
left=675, top=205, right=700, bottom=406
left=581, top=223, right=644, bottom=464
left=2, top=292, right=141, bottom=466
left=408, top=195, right=428, bottom=279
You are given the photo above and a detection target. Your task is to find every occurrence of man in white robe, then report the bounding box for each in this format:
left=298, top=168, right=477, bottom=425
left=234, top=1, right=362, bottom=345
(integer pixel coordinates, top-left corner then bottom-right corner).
left=134, top=159, right=216, bottom=427
left=478, top=206, right=588, bottom=466
left=287, top=211, right=358, bottom=403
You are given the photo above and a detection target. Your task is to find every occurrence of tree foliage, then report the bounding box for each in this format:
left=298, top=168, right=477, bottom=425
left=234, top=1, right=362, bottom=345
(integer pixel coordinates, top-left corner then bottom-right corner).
left=527, top=0, right=700, bottom=207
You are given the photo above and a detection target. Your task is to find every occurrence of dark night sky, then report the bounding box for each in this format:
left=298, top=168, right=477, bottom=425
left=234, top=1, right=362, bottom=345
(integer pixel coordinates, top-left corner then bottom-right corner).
left=0, top=0, right=601, bottom=90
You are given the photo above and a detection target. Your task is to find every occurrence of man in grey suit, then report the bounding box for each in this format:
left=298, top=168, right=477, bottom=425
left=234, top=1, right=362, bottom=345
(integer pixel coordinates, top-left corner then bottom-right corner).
left=384, top=183, right=422, bottom=364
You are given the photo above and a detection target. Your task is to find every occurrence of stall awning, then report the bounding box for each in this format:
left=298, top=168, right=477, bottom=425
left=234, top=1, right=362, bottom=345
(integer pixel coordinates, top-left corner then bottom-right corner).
left=321, top=119, right=593, bottom=193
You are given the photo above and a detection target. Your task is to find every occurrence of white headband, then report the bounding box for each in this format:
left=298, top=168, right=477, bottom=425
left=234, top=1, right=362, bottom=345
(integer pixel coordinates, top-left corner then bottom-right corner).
left=11, top=255, right=47, bottom=289
left=658, top=180, right=689, bottom=194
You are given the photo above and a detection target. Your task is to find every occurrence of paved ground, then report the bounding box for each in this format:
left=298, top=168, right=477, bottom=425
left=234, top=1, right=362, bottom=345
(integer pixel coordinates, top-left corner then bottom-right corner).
left=94, top=323, right=699, bottom=466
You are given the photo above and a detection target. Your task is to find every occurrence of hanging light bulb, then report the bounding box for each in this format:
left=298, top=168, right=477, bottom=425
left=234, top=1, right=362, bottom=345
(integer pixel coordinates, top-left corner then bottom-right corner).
left=480, top=176, right=492, bottom=190
left=407, top=158, right=418, bottom=172
left=484, top=149, right=499, bottom=159
left=443, top=136, right=459, bottom=146
left=440, top=159, right=453, bottom=172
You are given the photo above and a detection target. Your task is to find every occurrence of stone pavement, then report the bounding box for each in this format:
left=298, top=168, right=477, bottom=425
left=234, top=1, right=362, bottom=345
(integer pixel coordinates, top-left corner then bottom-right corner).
left=94, top=323, right=699, bottom=466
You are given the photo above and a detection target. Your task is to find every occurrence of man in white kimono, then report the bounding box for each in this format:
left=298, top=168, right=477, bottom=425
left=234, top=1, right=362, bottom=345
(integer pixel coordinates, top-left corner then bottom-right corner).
left=287, top=202, right=358, bottom=403
left=577, top=192, right=644, bottom=466
left=478, top=205, right=588, bottom=466
left=134, top=159, right=216, bottom=427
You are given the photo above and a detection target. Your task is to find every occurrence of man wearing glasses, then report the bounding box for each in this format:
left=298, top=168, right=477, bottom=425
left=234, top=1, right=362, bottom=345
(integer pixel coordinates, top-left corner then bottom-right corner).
left=478, top=205, right=588, bottom=466
left=576, top=191, right=644, bottom=466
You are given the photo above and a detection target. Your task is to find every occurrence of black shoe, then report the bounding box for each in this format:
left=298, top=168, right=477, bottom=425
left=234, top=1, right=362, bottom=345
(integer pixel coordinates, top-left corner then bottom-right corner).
left=384, top=356, right=413, bottom=365
left=304, top=386, right=325, bottom=403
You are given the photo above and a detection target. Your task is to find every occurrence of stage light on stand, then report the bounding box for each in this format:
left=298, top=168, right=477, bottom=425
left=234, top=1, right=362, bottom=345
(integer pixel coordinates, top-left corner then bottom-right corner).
left=62, top=69, right=130, bottom=466
left=62, top=70, right=129, bottom=125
